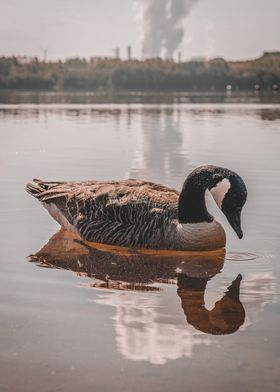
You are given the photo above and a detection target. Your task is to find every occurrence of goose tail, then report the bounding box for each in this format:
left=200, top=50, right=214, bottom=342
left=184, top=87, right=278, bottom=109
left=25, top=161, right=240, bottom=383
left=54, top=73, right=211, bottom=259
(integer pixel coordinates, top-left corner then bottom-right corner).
left=26, top=179, right=65, bottom=200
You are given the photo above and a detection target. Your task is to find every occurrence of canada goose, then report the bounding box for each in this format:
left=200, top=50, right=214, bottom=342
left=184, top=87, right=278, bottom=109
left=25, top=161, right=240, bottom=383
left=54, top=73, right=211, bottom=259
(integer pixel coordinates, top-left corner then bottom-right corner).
left=26, top=165, right=247, bottom=251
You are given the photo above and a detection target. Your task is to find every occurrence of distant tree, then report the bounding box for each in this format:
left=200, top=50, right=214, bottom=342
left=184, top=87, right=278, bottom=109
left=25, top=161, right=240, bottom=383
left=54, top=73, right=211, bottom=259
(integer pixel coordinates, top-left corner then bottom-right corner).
left=0, top=52, right=279, bottom=91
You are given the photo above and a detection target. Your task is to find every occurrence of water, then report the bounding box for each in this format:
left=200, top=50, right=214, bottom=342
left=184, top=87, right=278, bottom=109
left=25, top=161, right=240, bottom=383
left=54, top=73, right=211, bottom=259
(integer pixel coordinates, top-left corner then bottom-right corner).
left=0, top=92, right=280, bottom=391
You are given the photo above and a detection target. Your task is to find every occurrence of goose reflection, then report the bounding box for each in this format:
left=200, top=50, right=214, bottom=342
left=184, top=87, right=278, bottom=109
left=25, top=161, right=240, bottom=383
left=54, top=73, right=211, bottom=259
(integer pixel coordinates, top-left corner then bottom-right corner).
left=178, top=273, right=245, bottom=335
left=29, top=229, right=245, bottom=336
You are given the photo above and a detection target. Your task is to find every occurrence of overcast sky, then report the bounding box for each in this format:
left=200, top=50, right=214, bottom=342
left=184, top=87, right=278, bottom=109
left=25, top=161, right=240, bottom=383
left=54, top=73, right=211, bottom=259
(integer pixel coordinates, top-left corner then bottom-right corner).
left=0, top=0, right=279, bottom=61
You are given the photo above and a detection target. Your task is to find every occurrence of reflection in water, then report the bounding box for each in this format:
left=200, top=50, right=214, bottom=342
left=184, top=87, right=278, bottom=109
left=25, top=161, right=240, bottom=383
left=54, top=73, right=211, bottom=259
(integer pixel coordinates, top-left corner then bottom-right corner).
left=129, top=110, right=187, bottom=183
left=258, top=108, right=280, bottom=121
left=29, top=229, right=225, bottom=289
left=95, top=289, right=212, bottom=364
left=1, top=104, right=280, bottom=126
left=1, top=94, right=280, bottom=392
left=27, top=229, right=278, bottom=364
left=178, top=274, right=245, bottom=335
left=28, top=230, right=278, bottom=364
left=1, top=90, right=280, bottom=105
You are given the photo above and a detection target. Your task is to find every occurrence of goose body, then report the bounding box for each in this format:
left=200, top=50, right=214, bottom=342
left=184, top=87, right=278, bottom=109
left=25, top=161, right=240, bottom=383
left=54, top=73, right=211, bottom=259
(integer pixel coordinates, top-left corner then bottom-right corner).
left=26, top=166, right=247, bottom=251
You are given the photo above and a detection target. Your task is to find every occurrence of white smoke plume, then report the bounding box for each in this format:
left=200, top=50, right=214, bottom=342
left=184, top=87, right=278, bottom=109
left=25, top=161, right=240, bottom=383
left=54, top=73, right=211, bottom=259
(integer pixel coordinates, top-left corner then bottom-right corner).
left=134, top=0, right=199, bottom=59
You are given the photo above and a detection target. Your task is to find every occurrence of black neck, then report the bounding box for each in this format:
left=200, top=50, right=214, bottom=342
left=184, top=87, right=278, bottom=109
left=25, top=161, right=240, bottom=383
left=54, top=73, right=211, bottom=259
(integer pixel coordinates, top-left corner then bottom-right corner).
left=177, top=274, right=209, bottom=291
left=178, top=166, right=230, bottom=224
left=178, top=181, right=212, bottom=223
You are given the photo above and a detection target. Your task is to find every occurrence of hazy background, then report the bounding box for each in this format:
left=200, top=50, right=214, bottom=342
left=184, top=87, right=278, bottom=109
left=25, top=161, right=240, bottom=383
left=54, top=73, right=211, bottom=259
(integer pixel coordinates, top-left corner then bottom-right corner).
left=0, top=0, right=279, bottom=60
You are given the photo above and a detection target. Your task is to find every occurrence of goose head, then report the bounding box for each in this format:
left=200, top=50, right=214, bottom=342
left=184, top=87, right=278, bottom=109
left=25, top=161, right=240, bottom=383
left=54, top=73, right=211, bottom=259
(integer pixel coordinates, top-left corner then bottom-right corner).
left=178, top=165, right=247, bottom=239
left=209, top=168, right=247, bottom=238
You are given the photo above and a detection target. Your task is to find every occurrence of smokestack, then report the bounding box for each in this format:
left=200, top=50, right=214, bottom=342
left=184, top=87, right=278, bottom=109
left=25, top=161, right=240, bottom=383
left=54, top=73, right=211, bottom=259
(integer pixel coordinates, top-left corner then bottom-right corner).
left=134, top=0, right=199, bottom=59
left=43, top=48, right=47, bottom=62
left=127, top=45, right=132, bottom=60
left=115, top=47, right=120, bottom=59
left=178, top=51, right=182, bottom=63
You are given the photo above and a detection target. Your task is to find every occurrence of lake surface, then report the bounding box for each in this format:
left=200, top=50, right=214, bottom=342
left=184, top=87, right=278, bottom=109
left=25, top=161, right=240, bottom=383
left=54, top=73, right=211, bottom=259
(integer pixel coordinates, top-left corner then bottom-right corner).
left=0, top=92, right=280, bottom=392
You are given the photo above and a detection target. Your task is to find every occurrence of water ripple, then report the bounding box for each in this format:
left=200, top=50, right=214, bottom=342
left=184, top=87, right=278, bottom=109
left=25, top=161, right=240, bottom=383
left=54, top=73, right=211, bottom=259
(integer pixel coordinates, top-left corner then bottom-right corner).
left=226, top=251, right=272, bottom=263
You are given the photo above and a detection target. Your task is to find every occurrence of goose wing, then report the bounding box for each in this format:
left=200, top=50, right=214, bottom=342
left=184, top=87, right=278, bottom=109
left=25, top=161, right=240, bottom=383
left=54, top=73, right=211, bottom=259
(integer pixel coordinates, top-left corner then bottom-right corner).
left=26, top=179, right=179, bottom=248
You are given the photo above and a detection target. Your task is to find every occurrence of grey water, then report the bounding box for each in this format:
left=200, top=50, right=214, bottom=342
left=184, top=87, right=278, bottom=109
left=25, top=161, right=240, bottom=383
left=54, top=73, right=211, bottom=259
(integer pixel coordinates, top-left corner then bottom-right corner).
left=0, top=91, right=280, bottom=392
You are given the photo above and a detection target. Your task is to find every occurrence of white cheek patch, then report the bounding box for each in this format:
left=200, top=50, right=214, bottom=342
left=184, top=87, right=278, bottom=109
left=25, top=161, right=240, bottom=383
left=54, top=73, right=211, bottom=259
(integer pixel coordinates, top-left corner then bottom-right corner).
left=210, top=178, right=231, bottom=208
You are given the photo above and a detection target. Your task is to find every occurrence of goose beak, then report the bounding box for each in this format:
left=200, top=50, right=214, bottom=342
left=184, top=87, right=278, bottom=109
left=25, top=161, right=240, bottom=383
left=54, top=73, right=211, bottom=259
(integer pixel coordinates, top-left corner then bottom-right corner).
left=226, top=210, right=243, bottom=239
left=226, top=274, right=242, bottom=300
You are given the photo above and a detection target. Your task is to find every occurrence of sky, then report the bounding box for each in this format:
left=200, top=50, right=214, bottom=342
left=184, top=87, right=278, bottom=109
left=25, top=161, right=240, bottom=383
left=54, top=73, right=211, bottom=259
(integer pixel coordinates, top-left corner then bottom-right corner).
left=0, top=0, right=279, bottom=61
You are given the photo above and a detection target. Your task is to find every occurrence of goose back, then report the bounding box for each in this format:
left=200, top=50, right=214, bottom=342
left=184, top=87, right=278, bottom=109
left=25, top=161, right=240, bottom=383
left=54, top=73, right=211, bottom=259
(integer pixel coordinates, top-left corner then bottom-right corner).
left=26, top=179, right=179, bottom=249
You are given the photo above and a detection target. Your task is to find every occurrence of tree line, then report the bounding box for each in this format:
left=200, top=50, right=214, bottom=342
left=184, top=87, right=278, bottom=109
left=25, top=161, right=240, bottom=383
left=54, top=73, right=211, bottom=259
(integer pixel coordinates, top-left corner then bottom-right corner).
left=0, top=52, right=279, bottom=91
